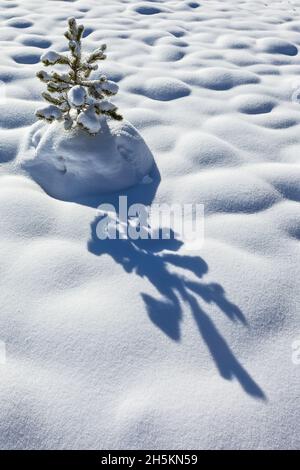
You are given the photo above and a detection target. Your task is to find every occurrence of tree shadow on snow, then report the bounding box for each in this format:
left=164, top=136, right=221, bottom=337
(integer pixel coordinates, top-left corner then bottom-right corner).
left=87, top=165, right=266, bottom=400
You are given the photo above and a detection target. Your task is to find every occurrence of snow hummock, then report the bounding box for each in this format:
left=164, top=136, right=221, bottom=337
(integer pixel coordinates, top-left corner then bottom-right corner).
left=67, top=85, right=87, bottom=108
left=18, top=118, right=154, bottom=200
left=98, top=100, right=117, bottom=112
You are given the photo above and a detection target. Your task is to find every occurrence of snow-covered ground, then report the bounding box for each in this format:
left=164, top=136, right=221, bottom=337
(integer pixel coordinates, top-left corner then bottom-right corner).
left=0, top=0, right=299, bottom=450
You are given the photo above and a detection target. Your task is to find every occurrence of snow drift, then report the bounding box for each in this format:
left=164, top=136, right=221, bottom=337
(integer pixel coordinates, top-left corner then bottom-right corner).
left=18, top=119, right=154, bottom=200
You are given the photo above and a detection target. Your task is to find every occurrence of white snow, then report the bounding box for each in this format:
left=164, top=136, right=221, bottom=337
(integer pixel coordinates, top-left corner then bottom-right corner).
left=36, top=104, right=62, bottom=121
left=67, top=85, right=87, bottom=108
left=100, top=79, right=119, bottom=95
left=98, top=99, right=117, bottom=112
left=18, top=118, right=154, bottom=199
left=76, top=107, right=101, bottom=135
left=0, top=0, right=299, bottom=450
left=40, top=50, right=62, bottom=65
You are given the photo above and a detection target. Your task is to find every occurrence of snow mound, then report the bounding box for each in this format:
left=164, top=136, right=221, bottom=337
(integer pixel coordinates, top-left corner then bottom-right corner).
left=175, top=131, right=242, bottom=169
left=18, top=119, right=154, bottom=200
left=152, top=45, right=185, bottom=62
left=133, top=5, right=165, bottom=15
left=193, top=67, right=260, bottom=90
left=256, top=37, right=298, bottom=56
left=126, top=76, right=191, bottom=101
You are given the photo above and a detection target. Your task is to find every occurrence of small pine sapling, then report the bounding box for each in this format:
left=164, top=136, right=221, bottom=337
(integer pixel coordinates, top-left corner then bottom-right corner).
left=36, top=17, right=122, bottom=135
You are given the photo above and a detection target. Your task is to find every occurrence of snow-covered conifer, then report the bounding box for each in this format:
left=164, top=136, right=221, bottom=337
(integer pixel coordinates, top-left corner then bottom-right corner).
left=36, top=17, right=122, bottom=135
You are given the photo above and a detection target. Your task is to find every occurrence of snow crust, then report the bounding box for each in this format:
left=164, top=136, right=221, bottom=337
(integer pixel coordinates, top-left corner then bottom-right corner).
left=0, top=0, right=299, bottom=450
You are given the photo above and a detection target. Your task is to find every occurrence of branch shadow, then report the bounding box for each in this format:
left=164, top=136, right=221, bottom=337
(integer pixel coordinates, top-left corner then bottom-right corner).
left=87, top=166, right=266, bottom=400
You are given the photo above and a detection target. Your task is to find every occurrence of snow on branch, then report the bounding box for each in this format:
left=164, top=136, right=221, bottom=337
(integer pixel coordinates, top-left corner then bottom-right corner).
left=36, top=17, right=122, bottom=135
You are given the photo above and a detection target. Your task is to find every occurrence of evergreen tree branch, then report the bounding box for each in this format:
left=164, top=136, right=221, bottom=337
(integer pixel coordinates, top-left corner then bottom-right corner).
left=36, top=17, right=123, bottom=134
